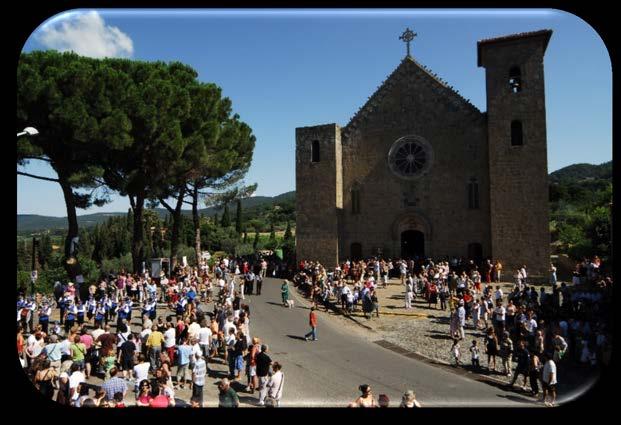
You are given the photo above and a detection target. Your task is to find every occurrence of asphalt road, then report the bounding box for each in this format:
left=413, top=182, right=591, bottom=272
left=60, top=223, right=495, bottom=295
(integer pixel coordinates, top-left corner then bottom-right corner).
left=242, top=278, right=535, bottom=407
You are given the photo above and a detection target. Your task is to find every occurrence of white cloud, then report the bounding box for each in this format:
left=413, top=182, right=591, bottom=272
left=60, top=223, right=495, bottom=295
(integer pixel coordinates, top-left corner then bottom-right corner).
left=37, top=11, right=133, bottom=58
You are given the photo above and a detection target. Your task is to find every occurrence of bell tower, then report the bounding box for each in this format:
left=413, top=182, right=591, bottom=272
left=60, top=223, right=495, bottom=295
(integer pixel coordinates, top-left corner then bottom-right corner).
left=478, top=30, right=552, bottom=279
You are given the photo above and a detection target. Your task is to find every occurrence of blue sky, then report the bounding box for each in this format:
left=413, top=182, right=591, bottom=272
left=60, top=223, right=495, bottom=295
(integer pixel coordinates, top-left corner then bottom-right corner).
left=18, top=9, right=612, bottom=217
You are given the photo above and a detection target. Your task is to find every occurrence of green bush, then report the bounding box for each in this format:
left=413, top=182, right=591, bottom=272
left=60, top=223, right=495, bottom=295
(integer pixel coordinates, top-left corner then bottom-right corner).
left=176, top=245, right=197, bottom=266
left=38, top=267, right=69, bottom=294
left=17, top=270, right=31, bottom=290
left=100, top=254, right=133, bottom=274
left=568, top=240, right=594, bottom=261
left=234, top=243, right=255, bottom=256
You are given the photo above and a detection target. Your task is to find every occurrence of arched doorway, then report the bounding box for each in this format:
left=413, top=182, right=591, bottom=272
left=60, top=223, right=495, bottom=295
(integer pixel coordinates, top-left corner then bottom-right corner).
left=401, top=230, right=424, bottom=259
left=351, top=243, right=362, bottom=261
left=468, top=243, right=483, bottom=264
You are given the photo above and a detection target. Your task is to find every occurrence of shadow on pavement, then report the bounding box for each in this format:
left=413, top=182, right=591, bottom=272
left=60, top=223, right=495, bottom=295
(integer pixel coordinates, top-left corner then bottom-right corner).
left=286, top=334, right=307, bottom=341
left=265, top=301, right=287, bottom=307
left=208, top=370, right=229, bottom=379
left=426, top=333, right=454, bottom=340
left=496, top=394, right=536, bottom=404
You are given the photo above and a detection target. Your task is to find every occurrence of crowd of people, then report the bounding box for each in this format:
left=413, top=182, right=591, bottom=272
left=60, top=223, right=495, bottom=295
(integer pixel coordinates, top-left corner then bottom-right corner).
left=17, top=252, right=612, bottom=408
left=292, top=255, right=613, bottom=407
left=18, top=257, right=287, bottom=408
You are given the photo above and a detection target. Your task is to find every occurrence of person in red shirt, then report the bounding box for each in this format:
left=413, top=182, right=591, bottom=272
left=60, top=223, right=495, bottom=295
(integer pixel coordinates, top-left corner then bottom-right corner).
left=149, top=382, right=171, bottom=408
left=113, top=392, right=126, bottom=407
left=304, top=307, right=318, bottom=341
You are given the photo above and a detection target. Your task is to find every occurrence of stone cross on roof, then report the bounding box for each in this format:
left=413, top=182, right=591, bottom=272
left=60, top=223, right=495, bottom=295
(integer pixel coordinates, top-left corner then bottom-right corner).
left=399, top=27, right=417, bottom=57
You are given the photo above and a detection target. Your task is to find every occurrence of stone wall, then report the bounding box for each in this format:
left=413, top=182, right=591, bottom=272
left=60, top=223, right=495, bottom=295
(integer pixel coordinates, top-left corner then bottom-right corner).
left=479, top=31, right=552, bottom=277
left=339, top=58, right=491, bottom=261
left=295, top=124, right=342, bottom=268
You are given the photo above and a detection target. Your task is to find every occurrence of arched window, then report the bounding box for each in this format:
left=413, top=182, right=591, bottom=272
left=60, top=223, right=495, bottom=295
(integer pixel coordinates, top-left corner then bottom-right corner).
left=311, top=140, right=320, bottom=163
left=509, top=66, right=522, bottom=93
left=351, top=185, right=361, bottom=215
left=468, top=178, right=479, bottom=209
left=351, top=243, right=362, bottom=261
left=511, top=120, right=523, bottom=146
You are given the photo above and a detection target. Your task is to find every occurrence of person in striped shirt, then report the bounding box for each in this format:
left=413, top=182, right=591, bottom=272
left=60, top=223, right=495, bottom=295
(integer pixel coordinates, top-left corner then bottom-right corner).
left=192, top=352, right=207, bottom=407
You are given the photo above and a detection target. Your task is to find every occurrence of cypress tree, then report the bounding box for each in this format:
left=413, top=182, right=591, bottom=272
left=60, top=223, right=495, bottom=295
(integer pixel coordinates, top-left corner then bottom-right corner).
left=253, top=230, right=260, bottom=249
left=284, top=221, right=292, bottom=241
left=235, top=199, right=243, bottom=233
left=38, top=233, right=53, bottom=269
left=221, top=204, right=231, bottom=227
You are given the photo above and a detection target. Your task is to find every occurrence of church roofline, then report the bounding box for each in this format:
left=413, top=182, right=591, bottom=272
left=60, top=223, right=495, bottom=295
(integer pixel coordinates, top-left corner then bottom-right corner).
left=477, top=29, right=553, bottom=66
left=343, top=56, right=482, bottom=138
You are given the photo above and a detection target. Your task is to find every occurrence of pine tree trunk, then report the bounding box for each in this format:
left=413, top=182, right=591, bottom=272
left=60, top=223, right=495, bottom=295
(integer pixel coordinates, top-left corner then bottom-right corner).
left=59, top=176, right=80, bottom=280
left=192, top=185, right=202, bottom=263
left=168, top=186, right=186, bottom=270
left=131, top=195, right=145, bottom=274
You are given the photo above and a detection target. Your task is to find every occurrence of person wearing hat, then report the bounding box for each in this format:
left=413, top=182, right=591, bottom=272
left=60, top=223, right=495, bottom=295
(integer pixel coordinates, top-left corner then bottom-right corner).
left=38, top=301, right=52, bottom=335
left=117, top=297, right=132, bottom=328
left=58, top=292, right=68, bottom=326
left=64, top=299, right=77, bottom=334
left=400, top=390, right=421, bottom=408
left=86, top=295, right=97, bottom=322
left=76, top=299, right=86, bottom=326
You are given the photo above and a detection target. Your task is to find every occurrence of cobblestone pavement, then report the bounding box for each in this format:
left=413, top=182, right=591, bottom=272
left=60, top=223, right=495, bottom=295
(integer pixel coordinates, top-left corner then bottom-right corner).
left=290, top=277, right=601, bottom=403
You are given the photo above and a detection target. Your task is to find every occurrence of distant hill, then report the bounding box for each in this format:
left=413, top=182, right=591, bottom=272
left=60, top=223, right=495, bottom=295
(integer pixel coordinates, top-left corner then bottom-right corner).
left=18, top=160, right=613, bottom=234
left=17, top=191, right=296, bottom=234
left=549, top=161, right=612, bottom=184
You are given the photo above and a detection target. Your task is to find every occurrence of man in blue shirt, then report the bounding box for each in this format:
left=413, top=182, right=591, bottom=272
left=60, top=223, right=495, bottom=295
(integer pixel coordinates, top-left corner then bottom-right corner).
left=176, top=338, right=193, bottom=390
left=45, top=334, right=64, bottom=370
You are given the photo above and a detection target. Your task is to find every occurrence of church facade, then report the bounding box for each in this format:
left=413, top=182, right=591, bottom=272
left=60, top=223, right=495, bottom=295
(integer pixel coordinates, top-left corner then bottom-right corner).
left=295, top=29, right=552, bottom=278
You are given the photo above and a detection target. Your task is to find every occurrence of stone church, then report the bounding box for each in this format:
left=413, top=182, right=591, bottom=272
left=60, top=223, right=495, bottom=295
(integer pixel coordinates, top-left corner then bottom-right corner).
left=295, top=29, right=552, bottom=277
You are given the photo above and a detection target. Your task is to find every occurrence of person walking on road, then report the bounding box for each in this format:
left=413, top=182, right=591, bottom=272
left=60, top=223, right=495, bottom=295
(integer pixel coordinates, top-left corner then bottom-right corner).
left=256, top=273, right=263, bottom=295
left=256, top=344, right=272, bottom=406
left=265, top=361, right=284, bottom=407
left=304, top=307, right=318, bottom=341
left=281, top=281, right=289, bottom=307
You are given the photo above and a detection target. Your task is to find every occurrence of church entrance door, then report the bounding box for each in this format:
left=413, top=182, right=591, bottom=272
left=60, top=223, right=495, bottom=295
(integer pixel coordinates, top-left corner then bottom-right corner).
left=401, top=230, right=424, bottom=259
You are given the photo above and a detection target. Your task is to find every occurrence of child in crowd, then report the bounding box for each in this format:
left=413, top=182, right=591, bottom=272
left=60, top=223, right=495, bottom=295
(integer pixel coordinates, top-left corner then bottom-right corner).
left=470, top=340, right=480, bottom=369
left=451, top=338, right=461, bottom=366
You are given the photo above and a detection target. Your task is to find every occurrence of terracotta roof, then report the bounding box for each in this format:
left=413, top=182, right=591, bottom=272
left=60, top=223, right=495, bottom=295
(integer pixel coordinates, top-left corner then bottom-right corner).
left=477, top=29, right=553, bottom=66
